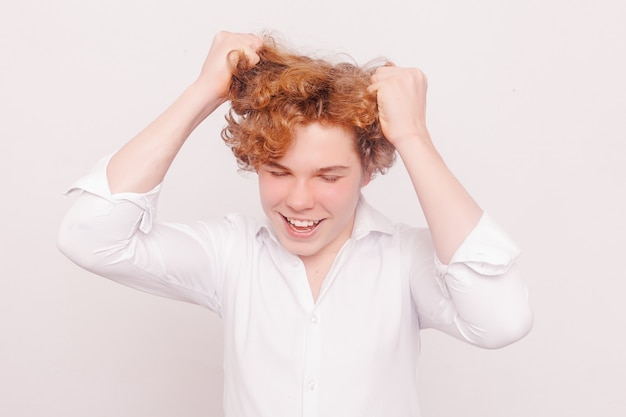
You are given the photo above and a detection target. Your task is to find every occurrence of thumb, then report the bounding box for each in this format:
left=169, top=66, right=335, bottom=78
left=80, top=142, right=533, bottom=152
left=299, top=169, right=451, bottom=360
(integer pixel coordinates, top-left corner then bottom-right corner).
left=226, top=49, right=244, bottom=72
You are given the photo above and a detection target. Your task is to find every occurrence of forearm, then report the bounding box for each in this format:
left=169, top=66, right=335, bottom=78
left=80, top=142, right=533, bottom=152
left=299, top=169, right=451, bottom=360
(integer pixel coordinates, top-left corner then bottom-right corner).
left=368, top=66, right=481, bottom=262
left=106, top=31, right=265, bottom=193
left=395, top=132, right=483, bottom=264
left=107, top=79, right=223, bottom=194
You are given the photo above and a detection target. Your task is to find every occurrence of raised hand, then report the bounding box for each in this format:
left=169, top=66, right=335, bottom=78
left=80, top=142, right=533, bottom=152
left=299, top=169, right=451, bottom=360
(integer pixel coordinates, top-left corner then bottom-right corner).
left=107, top=31, right=263, bottom=194
left=197, top=31, right=264, bottom=105
left=368, top=65, right=430, bottom=148
left=369, top=64, right=482, bottom=263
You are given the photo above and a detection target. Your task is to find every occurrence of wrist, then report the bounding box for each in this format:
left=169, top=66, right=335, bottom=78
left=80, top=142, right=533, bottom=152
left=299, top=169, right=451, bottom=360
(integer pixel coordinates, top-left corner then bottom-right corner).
left=390, top=129, right=433, bottom=154
left=186, top=78, right=228, bottom=120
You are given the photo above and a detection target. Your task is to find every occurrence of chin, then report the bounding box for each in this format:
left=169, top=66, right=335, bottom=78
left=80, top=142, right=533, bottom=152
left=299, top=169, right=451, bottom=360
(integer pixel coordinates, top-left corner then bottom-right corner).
left=279, top=239, right=321, bottom=258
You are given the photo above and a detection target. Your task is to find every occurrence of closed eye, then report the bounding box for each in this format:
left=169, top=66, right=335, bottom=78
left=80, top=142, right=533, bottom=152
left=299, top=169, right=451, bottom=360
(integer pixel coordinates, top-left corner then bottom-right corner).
left=269, top=171, right=290, bottom=178
left=320, top=175, right=341, bottom=183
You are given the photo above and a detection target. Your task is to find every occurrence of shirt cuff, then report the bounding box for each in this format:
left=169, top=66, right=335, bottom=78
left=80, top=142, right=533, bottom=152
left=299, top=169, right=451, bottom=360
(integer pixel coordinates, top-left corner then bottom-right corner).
left=63, top=154, right=162, bottom=233
left=435, top=213, right=521, bottom=277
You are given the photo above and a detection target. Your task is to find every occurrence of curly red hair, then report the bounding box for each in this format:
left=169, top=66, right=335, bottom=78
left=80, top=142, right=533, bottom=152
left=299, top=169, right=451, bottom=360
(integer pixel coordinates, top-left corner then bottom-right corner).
left=221, top=36, right=396, bottom=175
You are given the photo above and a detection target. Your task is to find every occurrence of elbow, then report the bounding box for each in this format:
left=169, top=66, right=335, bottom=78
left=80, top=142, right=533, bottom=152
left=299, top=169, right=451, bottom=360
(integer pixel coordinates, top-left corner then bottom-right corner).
left=57, top=212, right=122, bottom=273
left=58, top=191, right=144, bottom=278
left=476, top=306, right=534, bottom=350
left=57, top=215, right=96, bottom=271
left=57, top=191, right=133, bottom=272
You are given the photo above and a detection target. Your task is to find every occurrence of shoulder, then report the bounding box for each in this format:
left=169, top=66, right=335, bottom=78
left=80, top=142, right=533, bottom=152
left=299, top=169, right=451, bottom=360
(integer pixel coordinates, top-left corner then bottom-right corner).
left=354, top=196, right=434, bottom=253
left=194, top=212, right=265, bottom=241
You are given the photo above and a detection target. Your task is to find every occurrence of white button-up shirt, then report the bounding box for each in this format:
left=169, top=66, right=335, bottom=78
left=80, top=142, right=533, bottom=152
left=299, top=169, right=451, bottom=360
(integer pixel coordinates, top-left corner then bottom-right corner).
left=58, top=156, right=533, bottom=417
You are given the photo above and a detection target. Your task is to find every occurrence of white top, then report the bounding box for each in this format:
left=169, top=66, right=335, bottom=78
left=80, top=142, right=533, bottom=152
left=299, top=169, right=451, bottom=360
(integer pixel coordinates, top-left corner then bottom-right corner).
left=58, top=156, right=533, bottom=417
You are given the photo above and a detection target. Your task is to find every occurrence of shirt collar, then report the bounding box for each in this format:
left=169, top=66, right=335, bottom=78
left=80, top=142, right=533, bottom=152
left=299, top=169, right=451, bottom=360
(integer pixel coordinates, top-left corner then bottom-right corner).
left=351, top=196, right=395, bottom=239
left=255, top=195, right=395, bottom=244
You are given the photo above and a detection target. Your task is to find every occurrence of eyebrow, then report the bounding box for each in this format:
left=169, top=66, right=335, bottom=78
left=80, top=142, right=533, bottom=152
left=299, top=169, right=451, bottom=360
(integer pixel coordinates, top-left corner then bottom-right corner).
left=265, top=161, right=350, bottom=174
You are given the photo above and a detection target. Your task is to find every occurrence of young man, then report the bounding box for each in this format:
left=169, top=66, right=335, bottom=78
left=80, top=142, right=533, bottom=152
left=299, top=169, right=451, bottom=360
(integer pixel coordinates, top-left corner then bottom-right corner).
left=58, top=31, right=532, bottom=417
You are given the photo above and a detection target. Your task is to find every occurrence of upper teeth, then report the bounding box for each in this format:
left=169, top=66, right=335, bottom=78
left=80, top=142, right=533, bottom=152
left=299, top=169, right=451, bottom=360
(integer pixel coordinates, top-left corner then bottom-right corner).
left=288, top=218, right=319, bottom=227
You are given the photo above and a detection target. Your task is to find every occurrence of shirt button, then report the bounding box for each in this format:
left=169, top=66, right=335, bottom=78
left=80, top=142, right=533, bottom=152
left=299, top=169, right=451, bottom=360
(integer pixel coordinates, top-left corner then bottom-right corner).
left=311, top=315, right=319, bottom=324
left=307, top=380, right=316, bottom=391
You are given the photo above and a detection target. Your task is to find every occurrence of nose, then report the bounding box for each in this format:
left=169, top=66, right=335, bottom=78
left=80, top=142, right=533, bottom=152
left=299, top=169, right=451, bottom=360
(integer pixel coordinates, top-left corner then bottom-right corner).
left=285, top=179, right=315, bottom=211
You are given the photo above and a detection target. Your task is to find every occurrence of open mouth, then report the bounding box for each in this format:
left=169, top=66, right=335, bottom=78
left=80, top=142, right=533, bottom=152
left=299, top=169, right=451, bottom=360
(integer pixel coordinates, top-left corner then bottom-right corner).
left=282, top=215, right=323, bottom=234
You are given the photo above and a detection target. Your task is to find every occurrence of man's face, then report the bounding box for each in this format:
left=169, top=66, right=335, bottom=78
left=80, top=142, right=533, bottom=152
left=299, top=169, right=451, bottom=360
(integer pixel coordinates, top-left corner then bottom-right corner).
left=258, top=122, right=371, bottom=260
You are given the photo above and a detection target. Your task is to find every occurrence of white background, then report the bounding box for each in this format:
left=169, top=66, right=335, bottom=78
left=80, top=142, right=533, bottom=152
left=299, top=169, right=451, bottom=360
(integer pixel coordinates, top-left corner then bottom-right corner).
left=2, top=0, right=625, bottom=416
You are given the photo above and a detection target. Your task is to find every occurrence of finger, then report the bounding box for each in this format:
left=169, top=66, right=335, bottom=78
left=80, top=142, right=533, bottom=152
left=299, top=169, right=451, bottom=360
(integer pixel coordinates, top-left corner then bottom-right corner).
left=240, top=34, right=264, bottom=64
left=242, top=33, right=264, bottom=53
left=227, top=45, right=261, bottom=70
left=369, top=69, right=395, bottom=86
left=226, top=49, right=243, bottom=70
left=371, top=65, right=401, bottom=80
left=367, top=78, right=391, bottom=94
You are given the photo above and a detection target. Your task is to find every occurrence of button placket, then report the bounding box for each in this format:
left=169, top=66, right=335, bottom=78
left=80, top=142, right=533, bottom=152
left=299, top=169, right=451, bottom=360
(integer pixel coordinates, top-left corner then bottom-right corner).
left=301, top=308, right=322, bottom=417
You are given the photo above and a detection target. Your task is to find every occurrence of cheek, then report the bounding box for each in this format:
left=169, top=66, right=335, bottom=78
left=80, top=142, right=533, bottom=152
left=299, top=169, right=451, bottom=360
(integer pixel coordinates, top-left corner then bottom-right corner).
left=258, top=176, right=284, bottom=207
left=316, top=181, right=361, bottom=210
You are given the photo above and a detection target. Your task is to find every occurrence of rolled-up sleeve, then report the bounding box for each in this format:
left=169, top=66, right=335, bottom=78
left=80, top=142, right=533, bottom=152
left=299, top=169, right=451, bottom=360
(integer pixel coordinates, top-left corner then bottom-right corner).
left=417, top=214, right=533, bottom=349
left=57, top=157, right=223, bottom=312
